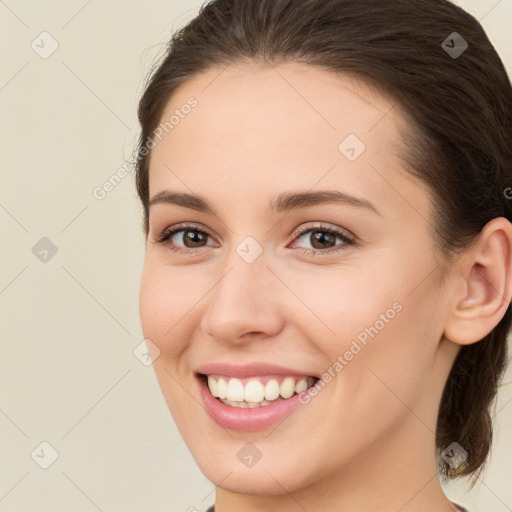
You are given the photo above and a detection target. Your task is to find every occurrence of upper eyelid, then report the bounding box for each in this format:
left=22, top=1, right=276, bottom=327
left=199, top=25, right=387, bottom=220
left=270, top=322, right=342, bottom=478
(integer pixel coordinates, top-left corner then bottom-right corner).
left=294, top=222, right=353, bottom=237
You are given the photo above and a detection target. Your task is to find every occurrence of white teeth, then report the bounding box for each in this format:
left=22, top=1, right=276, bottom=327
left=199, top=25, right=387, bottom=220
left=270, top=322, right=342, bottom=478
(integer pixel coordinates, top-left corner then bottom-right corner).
left=207, top=376, right=220, bottom=397
left=264, top=379, right=280, bottom=401
left=217, top=377, right=227, bottom=399
left=244, top=380, right=265, bottom=402
left=207, top=376, right=228, bottom=399
left=206, top=375, right=316, bottom=404
left=294, top=377, right=308, bottom=393
left=280, top=376, right=295, bottom=399
left=226, top=378, right=245, bottom=401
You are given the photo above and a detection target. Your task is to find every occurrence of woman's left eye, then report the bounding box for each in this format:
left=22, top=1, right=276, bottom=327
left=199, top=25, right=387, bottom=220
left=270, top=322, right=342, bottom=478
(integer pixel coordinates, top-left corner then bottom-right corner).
left=153, top=222, right=355, bottom=256
left=289, top=224, right=355, bottom=255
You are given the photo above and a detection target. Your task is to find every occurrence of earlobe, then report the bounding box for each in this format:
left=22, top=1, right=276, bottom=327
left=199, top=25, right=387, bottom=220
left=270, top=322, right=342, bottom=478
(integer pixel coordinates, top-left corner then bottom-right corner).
left=443, top=217, right=512, bottom=346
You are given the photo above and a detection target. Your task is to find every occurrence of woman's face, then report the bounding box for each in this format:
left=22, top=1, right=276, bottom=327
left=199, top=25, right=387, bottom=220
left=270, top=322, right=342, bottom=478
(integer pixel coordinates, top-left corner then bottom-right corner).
left=139, top=62, right=459, bottom=495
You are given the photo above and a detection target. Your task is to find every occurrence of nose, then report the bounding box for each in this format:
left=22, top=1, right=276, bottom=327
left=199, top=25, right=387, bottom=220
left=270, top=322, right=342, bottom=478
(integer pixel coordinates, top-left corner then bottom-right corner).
left=199, top=253, right=284, bottom=346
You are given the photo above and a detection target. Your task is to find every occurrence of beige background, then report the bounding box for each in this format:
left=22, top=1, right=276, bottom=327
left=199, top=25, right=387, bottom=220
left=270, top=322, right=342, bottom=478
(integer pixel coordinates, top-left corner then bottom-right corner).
left=0, top=1, right=511, bottom=511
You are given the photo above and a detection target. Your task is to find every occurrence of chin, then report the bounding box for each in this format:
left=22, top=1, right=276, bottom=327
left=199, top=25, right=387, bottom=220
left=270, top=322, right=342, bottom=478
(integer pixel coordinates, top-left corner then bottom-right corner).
left=199, top=462, right=308, bottom=496
left=188, top=443, right=327, bottom=497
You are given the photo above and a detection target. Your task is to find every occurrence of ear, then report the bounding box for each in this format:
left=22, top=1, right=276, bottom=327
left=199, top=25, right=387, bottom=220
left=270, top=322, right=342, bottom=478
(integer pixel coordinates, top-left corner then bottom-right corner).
left=443, top=217, right=512, bottom=346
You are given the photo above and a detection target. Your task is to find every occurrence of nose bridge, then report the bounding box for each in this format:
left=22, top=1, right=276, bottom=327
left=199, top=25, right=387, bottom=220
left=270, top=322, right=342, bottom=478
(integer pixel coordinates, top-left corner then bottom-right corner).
left=201, top=240, right=282, bottom=342
left=213, top=242, right=269, bottom=315
left=216, top=231, right=270, bottom=300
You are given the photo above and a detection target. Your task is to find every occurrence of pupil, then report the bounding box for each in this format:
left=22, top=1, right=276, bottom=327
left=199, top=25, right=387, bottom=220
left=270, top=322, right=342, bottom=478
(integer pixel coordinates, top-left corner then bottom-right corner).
left=185, top=231, right=206, bottom=247
left=312, top=231, right=334, bottom=249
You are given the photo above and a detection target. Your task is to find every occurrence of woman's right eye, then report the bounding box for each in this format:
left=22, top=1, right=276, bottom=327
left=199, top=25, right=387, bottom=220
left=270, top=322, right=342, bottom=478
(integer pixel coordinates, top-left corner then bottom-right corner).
left=153, top=223, right=218, bottom=254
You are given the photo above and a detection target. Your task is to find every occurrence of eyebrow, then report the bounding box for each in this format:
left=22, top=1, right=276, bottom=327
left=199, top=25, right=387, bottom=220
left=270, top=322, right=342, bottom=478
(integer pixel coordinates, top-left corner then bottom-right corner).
left=148, top=189, right=381, bottom=216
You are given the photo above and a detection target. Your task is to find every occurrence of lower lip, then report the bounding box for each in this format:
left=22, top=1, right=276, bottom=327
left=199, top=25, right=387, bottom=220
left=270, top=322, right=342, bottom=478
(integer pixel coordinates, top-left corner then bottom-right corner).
left=196, top=374, right=311, bottom=431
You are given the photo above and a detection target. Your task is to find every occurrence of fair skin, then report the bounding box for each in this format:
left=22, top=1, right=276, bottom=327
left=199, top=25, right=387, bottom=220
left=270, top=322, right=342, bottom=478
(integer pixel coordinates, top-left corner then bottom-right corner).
left=139, top=61, right=512, bottom=512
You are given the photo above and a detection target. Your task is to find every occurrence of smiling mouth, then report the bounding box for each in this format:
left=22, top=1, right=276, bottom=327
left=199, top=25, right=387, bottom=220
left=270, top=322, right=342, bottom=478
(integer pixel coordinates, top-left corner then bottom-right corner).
left=198, top=373, right=320, bottom=408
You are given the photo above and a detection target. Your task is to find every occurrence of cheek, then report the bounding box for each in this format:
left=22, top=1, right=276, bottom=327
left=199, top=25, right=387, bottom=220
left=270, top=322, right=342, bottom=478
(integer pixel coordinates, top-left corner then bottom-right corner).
left=292, top=254, right=439, bottom=407
left=277, top=258, right=401, bottom=354
left=138, top=263, right=198, bottom=358
left=330, top=283, right=441, bottom=433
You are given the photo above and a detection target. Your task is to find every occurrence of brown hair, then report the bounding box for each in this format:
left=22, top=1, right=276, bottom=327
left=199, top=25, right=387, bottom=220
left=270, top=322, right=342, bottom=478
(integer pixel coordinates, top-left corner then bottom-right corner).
left=134, top=0, right=512, bottom=484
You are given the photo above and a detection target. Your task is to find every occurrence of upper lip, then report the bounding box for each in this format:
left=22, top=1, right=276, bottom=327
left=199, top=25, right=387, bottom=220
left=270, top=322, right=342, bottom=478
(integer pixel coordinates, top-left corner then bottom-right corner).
left=196, top=362, right=319, bottom=379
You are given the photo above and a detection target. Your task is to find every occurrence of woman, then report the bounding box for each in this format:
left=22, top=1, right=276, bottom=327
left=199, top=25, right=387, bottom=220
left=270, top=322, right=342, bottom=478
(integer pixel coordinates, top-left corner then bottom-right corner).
left=135, top=1, right=512, bottom=511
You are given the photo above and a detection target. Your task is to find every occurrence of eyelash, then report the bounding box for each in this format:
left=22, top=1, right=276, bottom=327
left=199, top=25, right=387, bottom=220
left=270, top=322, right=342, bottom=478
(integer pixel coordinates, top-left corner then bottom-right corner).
left=153, top=222, right=355, bottom=257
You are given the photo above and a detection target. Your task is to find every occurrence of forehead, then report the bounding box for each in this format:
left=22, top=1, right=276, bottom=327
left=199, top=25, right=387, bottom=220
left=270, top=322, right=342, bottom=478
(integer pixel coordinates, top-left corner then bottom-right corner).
left=147, top=61, right=429, bottom=222
left=154, top=61, right=400, bottom=151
